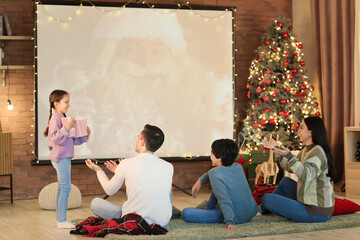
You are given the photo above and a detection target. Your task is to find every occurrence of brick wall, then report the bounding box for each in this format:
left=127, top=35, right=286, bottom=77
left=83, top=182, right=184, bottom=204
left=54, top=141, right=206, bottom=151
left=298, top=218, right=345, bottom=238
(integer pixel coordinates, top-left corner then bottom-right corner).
left=0, top=0, right=291, bottom=200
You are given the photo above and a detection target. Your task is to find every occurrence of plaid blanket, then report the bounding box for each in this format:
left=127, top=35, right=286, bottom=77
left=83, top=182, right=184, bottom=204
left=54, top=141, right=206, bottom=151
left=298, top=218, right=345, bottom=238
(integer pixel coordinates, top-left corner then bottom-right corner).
left=70, top=213, right=168, bottom=237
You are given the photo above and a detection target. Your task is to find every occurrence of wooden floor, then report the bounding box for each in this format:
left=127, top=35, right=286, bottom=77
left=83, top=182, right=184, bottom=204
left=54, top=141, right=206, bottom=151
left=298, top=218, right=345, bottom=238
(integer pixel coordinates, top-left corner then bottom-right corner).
left=1, top=189, right=360, bottom=240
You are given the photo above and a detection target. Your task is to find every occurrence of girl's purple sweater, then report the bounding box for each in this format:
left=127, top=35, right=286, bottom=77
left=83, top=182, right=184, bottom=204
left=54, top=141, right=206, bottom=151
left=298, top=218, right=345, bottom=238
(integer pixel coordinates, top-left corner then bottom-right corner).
left=48, top=113, right=89, bottom=162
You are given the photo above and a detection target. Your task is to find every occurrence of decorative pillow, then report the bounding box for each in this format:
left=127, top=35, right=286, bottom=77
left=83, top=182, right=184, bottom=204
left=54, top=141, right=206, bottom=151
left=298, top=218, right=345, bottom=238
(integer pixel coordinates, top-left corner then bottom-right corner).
left=333, top=198, right=360, bottom=215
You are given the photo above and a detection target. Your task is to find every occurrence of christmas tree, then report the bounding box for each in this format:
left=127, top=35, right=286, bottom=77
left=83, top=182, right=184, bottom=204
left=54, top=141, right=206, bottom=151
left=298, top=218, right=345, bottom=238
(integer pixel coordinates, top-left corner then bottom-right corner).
left=241, top=17, right=320, bottom=153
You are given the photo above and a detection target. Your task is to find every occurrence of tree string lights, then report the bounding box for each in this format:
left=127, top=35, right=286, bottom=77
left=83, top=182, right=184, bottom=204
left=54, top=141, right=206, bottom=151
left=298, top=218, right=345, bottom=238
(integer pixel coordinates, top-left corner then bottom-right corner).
left=241, top=17, right=320, bottom=153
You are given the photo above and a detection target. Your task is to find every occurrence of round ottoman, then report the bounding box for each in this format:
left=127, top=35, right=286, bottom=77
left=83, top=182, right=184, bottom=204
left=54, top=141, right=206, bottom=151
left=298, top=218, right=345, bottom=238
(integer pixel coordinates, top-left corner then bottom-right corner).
left=38, top=182, right=82, bottom=210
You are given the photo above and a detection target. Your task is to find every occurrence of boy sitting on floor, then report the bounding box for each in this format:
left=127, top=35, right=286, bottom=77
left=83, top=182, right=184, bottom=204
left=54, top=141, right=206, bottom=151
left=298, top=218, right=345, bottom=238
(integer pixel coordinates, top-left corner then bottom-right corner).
left=182, top=139, right=258, bottom=230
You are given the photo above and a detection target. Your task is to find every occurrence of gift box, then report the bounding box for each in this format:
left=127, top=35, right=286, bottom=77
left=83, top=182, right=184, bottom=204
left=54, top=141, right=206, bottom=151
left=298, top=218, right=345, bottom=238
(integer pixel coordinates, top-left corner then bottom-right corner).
left=61, top=117, right=88, bottom=138
left=234, top=153, right=250, bottom=178
left=251, top=150, right=275, bottom=163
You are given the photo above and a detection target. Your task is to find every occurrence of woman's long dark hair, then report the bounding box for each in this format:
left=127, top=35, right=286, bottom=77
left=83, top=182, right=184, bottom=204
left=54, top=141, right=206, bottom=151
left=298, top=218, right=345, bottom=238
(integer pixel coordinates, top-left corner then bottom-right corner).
left=304, top=116, right=335, bottom=181
left=44, top=90, right=69, bottom=137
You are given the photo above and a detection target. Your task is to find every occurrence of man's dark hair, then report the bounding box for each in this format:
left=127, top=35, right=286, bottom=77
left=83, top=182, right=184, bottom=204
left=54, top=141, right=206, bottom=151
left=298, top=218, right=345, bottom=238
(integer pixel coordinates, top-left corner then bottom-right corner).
left=211, top=139, right=238, bottom=166
left=142, top=124, right=164, bottom=152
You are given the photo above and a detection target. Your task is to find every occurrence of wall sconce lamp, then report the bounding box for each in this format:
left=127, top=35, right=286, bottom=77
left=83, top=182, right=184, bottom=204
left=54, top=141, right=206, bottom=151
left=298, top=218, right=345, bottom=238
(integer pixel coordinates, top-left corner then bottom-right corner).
left=7, top=99, right=13, bottom=111
left=3, top=66, right=13, bottom=111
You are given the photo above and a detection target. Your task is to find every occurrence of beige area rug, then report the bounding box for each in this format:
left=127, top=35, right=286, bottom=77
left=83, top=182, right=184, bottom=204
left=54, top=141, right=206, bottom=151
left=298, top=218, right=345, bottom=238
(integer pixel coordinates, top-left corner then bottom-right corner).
left=102, top=213, right=360, bottom=240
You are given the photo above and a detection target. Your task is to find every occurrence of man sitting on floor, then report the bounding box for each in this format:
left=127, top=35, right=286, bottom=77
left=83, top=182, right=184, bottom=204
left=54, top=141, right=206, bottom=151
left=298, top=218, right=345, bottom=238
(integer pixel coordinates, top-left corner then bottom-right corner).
left=85, top=124, right=173, bottom=229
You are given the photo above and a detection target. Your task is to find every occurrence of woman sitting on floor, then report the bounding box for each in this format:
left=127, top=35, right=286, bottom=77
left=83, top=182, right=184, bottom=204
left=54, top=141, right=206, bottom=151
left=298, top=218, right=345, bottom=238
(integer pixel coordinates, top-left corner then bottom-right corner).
left=261, top=116, right=335, bottom=222
left=182, top=139, right=258, bottom=230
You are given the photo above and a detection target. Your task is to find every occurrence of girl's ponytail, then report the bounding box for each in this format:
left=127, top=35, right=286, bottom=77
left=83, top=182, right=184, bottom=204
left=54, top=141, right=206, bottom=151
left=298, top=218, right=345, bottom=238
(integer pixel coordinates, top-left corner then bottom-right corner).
left=44, top=105, right=53, bottom=137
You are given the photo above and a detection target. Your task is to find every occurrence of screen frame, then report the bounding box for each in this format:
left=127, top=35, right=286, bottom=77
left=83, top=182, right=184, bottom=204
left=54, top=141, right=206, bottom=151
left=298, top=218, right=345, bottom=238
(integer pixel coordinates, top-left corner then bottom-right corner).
left=32, top=0, right=236, bottom=165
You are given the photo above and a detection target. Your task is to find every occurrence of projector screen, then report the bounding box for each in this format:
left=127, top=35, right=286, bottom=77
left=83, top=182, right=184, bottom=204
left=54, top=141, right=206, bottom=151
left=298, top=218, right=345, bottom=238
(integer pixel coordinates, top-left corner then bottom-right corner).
left=36, top=4, right=234, bottom=161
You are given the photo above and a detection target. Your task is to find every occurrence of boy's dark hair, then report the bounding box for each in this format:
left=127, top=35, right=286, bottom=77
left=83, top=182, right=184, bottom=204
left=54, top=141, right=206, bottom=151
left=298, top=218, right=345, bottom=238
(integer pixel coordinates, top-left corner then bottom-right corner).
left=211, top=139, right=238, bottom=166
left=142, top=124, right=164, bottom=152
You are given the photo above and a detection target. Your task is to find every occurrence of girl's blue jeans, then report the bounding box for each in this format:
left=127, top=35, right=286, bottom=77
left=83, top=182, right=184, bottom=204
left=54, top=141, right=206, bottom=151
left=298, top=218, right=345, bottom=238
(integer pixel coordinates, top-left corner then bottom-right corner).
left=261, top=177, right=331, bottom=223
left=51, top=157, right=72, bottom=222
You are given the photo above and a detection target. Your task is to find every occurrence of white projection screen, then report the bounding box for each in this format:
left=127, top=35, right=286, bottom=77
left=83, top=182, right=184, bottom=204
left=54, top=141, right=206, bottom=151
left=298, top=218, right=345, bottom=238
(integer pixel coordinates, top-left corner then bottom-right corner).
left=36, top=3, right=234, bottom=161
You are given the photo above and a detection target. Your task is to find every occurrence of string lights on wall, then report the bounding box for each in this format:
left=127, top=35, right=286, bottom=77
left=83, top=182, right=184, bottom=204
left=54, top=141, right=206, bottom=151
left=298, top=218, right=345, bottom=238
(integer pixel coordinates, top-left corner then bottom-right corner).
left=33, top=0, right=238, bottom=161
left=35, top=0, right=235, bottom=23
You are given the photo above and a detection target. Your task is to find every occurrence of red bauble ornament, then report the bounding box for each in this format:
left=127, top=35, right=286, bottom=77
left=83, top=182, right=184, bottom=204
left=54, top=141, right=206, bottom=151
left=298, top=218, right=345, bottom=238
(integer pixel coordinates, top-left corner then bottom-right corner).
left=266, top=40, right=270, bottom=45
left=276, top=79, right=281, bottom=83
left=262, top=84, right=266, bottom=89
left=288, top=74, right=293, bottom=79
left=256, top=87, right=261, bottom=94
left=294, top=93, right=298, bottom=97
left=260, top=120, right=267, bottom=126
left=280, top=99, right=287, bottom=104
left=300, top=61, right=305, bottom=66
left=265, top=108, right=270, bottom=112
left=258, top=77, right=263, bottom=81
left=291, top=125, right=296, bottom=131
left=258, top=58, right=262, bottom=62
left=285, top=87, right=290, bottom=92
left=315, top=111, right=321, bottom=117
left=265, top=79, right=271, bottom=85
left=247, top=92, right=250, bottom=98
left=304, top=69, right=308, bottom=72
left=301, top=85, right=307, bottom=90
left=309, top=86, right=314, bottom=91
left=258, top=101, right=262, bottom=105
left=284, top=111, right=289, bottom=117
left=285, top=53, right=290, bottom=58
left=278, top=22, right=283, bottom=27
left=294, top=52, right=298, bottom=56
left=272, top=93, right=277, bottom=97
left=283, top=32, right=289, bottom=38
left=246, top=84, right=250, bottom=89
left=314, top=102, right=319, bottom=106
left=278, top=111, right=284, bottom=115
left=253, top=123, right=259, bottom=128
left=263, top=96, right=269, bottom=102
left=269, top=119, right=276, bottom=125
left=283, top=61, right=289, bottom=67
left=289, top=26, right=293, bottom=30
left=298, top=44, right=303, bottom=49
left=292, top=69, right=298, bottom=73
left=266, top=70, right=271, bottom=74
left=254, top=102, right=258, bottom=106
left=273, top=48, right=277, bottom=52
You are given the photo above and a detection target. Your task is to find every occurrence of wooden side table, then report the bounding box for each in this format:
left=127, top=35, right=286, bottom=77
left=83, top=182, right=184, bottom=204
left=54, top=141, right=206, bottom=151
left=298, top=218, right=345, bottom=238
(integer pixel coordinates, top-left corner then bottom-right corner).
left=0, top=133, right=13, bottom=203
left=344, top=127, right=360, bottom=199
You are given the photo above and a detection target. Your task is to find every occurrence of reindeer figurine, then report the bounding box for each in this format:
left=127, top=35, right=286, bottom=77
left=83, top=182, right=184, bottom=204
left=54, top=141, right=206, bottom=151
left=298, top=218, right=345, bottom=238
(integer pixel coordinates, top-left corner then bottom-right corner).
left=255, top=134, right=279, bottom=184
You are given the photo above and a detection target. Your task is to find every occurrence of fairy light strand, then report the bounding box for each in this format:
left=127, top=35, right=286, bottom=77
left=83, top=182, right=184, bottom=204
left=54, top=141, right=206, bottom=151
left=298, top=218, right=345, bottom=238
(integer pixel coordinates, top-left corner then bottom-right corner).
left=35, top=0, right=234, bottom=23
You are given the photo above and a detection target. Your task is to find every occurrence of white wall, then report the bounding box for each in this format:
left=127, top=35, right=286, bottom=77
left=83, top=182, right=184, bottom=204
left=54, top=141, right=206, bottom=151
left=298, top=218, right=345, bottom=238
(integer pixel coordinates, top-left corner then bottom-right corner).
left=293, top=0, right=359, bottom=126
left=292, top=0, right=321, bottom=110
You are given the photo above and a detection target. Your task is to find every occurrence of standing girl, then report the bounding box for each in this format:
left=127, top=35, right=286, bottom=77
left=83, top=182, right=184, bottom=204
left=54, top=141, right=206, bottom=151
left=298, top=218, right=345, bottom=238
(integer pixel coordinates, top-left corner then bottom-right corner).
left=44, top=90, right=90, bottom=228
left=261, top=116, right=335, bottom=222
